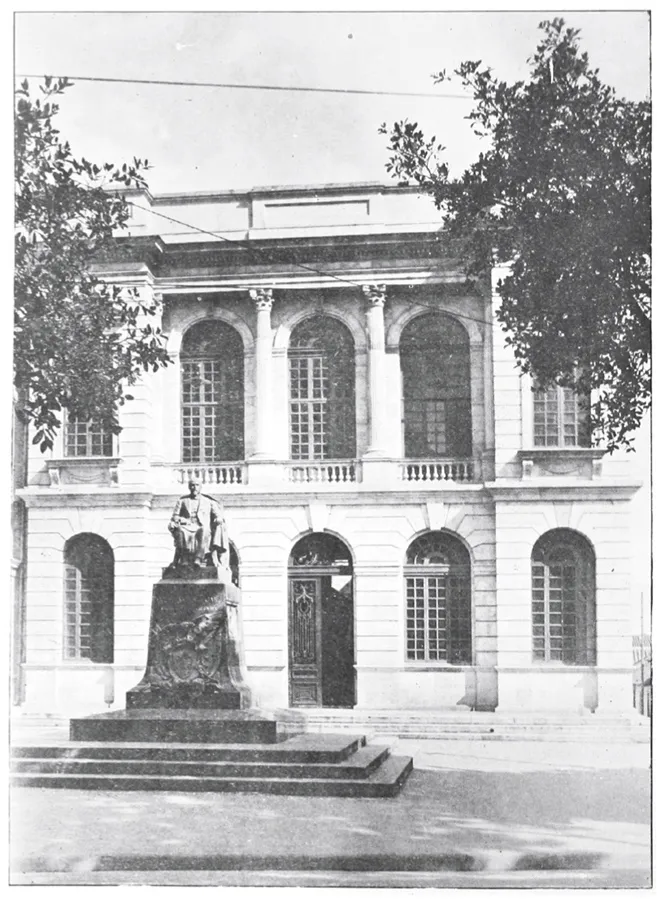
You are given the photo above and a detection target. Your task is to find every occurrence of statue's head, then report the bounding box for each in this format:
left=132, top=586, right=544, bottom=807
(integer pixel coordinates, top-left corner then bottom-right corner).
left=188, top=479, right=201, bottom=497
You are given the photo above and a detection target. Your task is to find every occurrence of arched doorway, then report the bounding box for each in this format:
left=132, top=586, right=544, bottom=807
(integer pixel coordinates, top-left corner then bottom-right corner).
left=288, top=532, right=355, bottom=707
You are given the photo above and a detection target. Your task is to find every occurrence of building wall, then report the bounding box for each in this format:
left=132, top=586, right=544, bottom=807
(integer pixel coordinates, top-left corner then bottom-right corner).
left=16, top=183, right=642, bottom=717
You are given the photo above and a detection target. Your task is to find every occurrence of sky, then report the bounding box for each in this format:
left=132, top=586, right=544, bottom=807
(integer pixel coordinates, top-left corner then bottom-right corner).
left=12, top=6, right=653, bottom=626
left=14, top=9, right=651, bottom=194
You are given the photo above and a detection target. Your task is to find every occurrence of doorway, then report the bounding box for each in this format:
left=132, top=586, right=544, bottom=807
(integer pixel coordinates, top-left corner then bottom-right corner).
left=288, top=533, right=355, bottom=708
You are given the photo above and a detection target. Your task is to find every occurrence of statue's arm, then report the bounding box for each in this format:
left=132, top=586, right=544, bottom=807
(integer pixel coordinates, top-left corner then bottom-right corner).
left=169, top=499, right=183, bottom=530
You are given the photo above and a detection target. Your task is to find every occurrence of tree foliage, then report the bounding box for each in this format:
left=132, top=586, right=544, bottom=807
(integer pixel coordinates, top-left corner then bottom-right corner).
left=380, top=18, right=651, bottom=451
left=15, top=77, right=171, bottom=452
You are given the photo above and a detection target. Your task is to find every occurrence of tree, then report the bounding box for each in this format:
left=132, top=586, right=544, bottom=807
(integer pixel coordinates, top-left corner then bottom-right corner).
left=380, top=18, right=651, bottom=451
left=15, top=77, right=171, bottom=452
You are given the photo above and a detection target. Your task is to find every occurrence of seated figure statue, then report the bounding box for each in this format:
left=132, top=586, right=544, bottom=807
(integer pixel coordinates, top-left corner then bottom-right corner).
left=168, top=478, right=228, bottom=571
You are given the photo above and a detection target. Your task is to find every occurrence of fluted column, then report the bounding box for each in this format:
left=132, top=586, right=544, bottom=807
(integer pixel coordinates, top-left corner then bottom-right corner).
left=362, top=284, right=389, bottom=458
left=249, top=288, right=274, bottom=458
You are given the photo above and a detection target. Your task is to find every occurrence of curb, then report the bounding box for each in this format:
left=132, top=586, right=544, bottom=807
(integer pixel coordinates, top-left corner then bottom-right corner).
left=12, top=849, right=649, bottom=875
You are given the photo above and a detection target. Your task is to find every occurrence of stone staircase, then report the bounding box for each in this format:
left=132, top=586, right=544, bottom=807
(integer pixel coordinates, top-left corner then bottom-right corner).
left=275, top=708, right=651, bottom=743
left=10, top=709, right=413, bottom=798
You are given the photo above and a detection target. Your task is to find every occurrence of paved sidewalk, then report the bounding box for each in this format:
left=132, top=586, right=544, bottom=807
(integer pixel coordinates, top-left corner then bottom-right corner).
left=10, top=726, right=651, bottom=887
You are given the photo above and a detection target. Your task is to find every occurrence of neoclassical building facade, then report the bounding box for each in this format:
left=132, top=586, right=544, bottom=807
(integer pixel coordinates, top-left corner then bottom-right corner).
left=14, top=182, right=641, bottom=716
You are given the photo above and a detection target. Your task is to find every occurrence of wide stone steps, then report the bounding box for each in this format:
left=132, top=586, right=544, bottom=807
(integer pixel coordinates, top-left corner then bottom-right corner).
left=11, top=753, right=412, bottom=798
left=276, top=710, right=650, bottom=743
left=10, top=732, right=412, bottom=797
left=11, top=733, right=368, bottom=762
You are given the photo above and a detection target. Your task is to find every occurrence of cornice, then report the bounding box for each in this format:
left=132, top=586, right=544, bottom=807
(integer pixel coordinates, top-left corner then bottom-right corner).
left=485, top=480, right=642, bottom=501
left=151, top=181, right=423, bottom=204
left=17, top=489, right=154, bottom=509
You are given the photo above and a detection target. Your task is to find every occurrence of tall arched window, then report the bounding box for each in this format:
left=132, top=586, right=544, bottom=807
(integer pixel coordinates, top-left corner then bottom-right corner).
left=64, top=534, right=114, bottom=662
left=531, top=530, right=596, bottom=665
left=181, top=320, right=244, bottom=462
left=288, top=316, right=356, bottom=460
left=400, top=313, right=472, bottom=458
left=405, top=532, right=472, bottom=664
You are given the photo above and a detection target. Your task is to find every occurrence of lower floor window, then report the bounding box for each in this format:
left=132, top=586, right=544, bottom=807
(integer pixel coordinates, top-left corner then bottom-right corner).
left=64, top=534, right=114, bottom=662
left=405, top=532, right=472, bottom=664
left=531, top=529, right=596, bottom=665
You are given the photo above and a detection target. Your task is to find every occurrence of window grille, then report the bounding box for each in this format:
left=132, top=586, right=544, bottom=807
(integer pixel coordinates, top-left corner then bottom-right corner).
left=181, top=321, right=244, bottom=463
left=405, top=532, right=472, bottom=664
left=533, top=384, right=590, bottom=447
left=531, top=531, right=596, bottom=665
left=288, top=316, right=355, bottom=461
left=64, top=417, right=112, bottom=457
left=63, top=534, right=114, bottom=663
left=401, top=314, right=472, bottom=458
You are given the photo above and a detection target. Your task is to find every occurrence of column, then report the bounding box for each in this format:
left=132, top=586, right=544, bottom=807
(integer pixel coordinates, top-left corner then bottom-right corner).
left=249, top=288, right=274, bottom=459
left=362, top=284, right=389, bottom=458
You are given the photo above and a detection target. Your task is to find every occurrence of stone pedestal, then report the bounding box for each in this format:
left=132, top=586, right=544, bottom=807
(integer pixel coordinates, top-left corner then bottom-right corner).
left=126, top=570, right=251, bottom=710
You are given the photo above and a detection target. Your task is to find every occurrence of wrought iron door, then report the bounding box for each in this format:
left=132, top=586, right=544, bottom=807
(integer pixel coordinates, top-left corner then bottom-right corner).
left=288, top=577, right=323, bottom=706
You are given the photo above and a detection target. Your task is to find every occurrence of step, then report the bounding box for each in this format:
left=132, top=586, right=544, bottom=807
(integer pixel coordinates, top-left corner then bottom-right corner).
left=70, top=709, right=280, bottom=744
left=11, top=754, right=414, bottom=797
left=12, top=744, right=391, bottom=781
left=11, top=734, right=367, bottom=764
left=297, top=723, right=648, bottom=742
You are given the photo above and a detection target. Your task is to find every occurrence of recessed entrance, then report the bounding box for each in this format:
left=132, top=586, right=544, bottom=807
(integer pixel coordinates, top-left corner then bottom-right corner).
left=288, top=533, right=355, bottom=708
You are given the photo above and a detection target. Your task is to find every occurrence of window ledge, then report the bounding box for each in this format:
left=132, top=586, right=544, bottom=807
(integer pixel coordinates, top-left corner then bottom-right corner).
left=518, top=448, right=605, bottom=459
left=46, top=458, right=122, bottom=487
left=404, top=664, right=472, bottom=672
left=517, top=448, right=605, bottom=479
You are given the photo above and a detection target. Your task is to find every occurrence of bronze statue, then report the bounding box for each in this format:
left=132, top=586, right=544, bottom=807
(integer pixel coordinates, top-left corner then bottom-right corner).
left=168, top=478, right=228, bottom=570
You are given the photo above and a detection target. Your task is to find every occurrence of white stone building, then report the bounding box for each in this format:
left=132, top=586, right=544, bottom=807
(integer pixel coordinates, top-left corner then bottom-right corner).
left=15, top=182, right=641, bottom=718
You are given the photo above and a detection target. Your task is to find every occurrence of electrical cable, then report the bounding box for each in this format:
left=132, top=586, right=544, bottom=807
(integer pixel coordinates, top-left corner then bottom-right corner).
left=15, top=72, right=473, bottom=101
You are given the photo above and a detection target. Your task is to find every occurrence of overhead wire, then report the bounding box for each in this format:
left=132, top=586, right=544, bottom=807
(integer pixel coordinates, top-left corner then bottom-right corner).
left=127, top=200, right=494, bottom=329
left=15, top=72, right=473, bottom=101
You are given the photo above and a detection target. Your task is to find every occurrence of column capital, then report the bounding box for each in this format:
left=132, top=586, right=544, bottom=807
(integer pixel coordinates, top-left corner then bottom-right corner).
left=249, top=288, right=274, bottom=311
left=362, top=284, right=387, bottom=308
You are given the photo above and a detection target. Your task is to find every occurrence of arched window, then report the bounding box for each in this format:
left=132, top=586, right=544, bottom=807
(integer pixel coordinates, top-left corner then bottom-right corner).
left=181, top=320, right=244, bottom=462
left=401, top=313, right=472, bottom=458
left=288, top=316, right=356, bottom=460
left=531, top=530, right=596, bottom=665
left=405, top=532, right=472, bottom=664
left=63, top=534, right=114, bottom=662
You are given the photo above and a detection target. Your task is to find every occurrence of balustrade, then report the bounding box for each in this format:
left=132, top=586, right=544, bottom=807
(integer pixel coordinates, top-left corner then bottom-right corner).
left=176, top=464, right=246, bottom=486
left=286, top=461, right=359, bottom=484
left=399, top=459, right=479, bottom=484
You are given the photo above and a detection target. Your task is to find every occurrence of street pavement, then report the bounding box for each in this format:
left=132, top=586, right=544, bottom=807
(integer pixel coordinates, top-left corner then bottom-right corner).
left=10, top=722, right=652, bottom=887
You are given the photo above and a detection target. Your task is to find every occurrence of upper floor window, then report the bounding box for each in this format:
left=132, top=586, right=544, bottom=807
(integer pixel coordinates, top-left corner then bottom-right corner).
left=181, top=320, right=244, bottom=463
left=533, top=384, right=590, bottom=447
left=64, top=533, right=114, bottom=663
left=400, top=314, right=472, bottom=459
left=404, top=531, right=472, bottom=665
left=288, top=316, right=356, bottom=461
left=64, top=416, right=113, bottom=457
left=531, top=529, right=596, bottom=665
